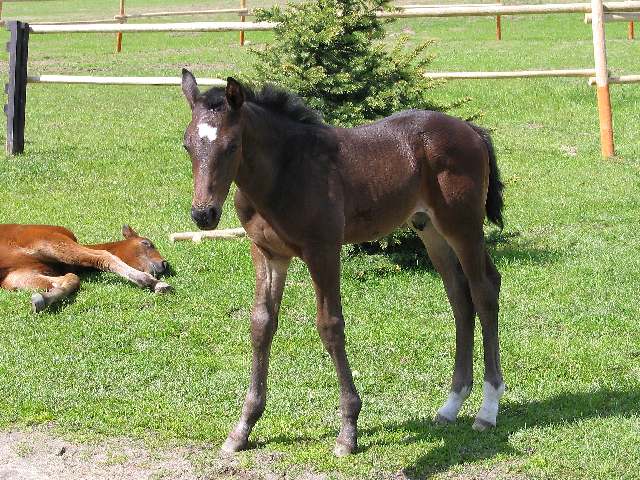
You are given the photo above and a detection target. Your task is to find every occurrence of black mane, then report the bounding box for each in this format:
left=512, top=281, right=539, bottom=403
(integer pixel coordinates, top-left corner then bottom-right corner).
left=201, top=83, right=325, bottom=126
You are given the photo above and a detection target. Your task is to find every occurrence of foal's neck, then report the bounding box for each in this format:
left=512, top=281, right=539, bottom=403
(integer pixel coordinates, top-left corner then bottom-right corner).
left=235, top=103, right=326, bottom=206
left=84, top=240, right=127, bottom=256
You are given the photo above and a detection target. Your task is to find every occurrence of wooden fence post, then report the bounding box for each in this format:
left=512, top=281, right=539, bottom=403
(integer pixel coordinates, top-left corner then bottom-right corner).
left=496, top=1, right=502, bottom=39
left=4, top=21, right=29, bottom=155
left=591, top=0, right=614, bottom=157
left=116, top=0, right=125, bottom=52
left=239, top=0, right=246, bottom=46
left=628, top=0, right=635, bottom=39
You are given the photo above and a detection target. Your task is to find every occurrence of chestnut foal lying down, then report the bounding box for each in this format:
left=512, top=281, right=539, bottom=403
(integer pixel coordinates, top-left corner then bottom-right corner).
left=0, top=224, right=170, bottom=312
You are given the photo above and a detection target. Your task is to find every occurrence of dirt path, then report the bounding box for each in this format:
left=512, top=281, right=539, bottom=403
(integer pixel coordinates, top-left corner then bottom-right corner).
left=0, top=426, right=331, bottom=480
left=0, top=427, right=198, bottom=480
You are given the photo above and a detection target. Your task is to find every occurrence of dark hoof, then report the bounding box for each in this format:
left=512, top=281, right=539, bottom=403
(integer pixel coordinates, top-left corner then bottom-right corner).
left=220, top=435, right=248, bottom=455
left=333, top=441, right=356, bottom=457
left=434, top=413, right=455, bottom=425
left=472, top=417, right=495, bottom=432
left=31, top=293, right=47, bottom=313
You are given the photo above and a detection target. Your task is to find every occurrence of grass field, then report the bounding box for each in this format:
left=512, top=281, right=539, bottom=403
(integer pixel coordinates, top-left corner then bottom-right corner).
left=1, top=1, right=639, bottom=478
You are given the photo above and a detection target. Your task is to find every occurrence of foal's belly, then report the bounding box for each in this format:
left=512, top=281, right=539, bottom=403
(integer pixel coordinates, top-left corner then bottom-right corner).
left=343, top=195, right=419, bottom=244
left=338, top=142, right=424, bottom=244
left=341, top=165, right=423, bottom=244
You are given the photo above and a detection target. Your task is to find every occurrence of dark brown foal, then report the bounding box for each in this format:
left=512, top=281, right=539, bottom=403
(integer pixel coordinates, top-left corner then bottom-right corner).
left=0, top=224, right=170, bottom=312
left=181, top=72, right=505, bottom=456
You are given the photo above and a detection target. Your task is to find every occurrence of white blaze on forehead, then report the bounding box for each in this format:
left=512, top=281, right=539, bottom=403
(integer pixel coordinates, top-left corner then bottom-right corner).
left=197, top=123, right=218, bottom=142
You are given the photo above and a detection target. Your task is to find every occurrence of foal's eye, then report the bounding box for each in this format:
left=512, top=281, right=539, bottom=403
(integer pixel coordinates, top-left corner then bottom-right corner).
left=227, top=143, right=238, bottom=153
left=141, top=239, right=153, bottom=248
left=183, top=144, right=189, bottom=152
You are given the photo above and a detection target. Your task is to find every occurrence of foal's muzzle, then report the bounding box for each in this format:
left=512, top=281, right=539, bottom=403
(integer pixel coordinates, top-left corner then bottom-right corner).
left=191, top=205, right=220, bottom=230
left=150, top=260, right=169, bottom=278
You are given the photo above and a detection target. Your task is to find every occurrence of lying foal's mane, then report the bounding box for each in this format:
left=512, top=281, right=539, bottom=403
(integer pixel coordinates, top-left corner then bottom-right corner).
left=202, top=83, right=326, bottom=126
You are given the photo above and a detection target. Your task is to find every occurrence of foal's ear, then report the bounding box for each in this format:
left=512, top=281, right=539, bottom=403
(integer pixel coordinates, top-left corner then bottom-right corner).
left=225, top=77, right=245, bottom=110
left=122, top=225, right=139, bottom=239
left=181, top=68, right=200, bottom=109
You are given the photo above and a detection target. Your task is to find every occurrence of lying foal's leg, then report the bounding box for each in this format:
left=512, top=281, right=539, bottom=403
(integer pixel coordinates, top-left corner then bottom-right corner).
left=1, top=269, right=80, bottom=312
left=35, top=240, right=169, bottom=293
left=305, top=248, right=361, bottom=457
left=31, top=273, right=81, bottom=313
left=222, top=243, right=291, bottom=454
left=410, top=215, right=476, bottom=424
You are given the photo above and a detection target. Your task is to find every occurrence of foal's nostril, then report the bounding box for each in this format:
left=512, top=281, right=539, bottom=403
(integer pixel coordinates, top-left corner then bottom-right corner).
left=191, top=206, right=218, bottom=229
left=161, top=260, right=169, bottom=272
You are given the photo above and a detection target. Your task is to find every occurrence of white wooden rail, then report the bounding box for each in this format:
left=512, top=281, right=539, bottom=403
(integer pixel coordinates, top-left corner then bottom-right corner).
left=381, top=1, right=640, bottom=16
left=114, top=9, right=249, bottom=20
left=27, top=75, right=227, bottom=86
left=424, top=69, right=597, bottom=79
left=584, top=11, right=640, bottom=20
left=28, top=21, right=277, bottom=34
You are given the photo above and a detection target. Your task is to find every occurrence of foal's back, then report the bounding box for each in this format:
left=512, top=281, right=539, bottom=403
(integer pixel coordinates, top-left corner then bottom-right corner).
left=333, top=110, right=488, bottom=243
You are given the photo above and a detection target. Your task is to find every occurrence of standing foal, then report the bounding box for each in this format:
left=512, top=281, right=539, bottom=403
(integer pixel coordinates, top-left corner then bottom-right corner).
left=181, top=71, right=505, bottom=456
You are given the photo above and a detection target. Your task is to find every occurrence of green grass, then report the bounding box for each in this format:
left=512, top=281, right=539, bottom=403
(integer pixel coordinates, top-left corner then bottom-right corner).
left=1, top=1, right=639, bottom=479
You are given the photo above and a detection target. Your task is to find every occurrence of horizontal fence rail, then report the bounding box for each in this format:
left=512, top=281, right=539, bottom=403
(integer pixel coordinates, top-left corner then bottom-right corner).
left=424, top=69, right=597, bottom=79
left=380, top=1, right=640, bottom=17
left=114, top=8, right=249, bottom=20
left=584, top=11, right=640, bottom=20
left=27, top=75, right=227, bottom=86
left=589, top=74, right=640, bottom=84
left=28, top=21, right=277, bottom=34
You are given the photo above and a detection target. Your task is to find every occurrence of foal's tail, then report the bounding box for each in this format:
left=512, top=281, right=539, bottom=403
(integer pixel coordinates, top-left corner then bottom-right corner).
left=469, top=123, right=504, bottom=230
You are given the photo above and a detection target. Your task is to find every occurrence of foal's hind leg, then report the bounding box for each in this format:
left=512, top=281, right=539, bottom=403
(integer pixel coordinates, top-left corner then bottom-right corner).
left=1, top=269, right=80, bottom=312
left=222, top=243, right=291, bottom=454
left=30, top=273, right=81, bottom=313
left=410, top=215, right=475, bottom=423
left=446, top=228, right=505, bottom=431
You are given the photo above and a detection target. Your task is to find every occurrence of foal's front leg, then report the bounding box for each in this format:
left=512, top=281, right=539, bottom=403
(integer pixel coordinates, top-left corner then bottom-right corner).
left=305, top=248, right=361, bottom=457
left=222, top=243, right=291, bottom=453
left=35, top=240, right=169, bottom=293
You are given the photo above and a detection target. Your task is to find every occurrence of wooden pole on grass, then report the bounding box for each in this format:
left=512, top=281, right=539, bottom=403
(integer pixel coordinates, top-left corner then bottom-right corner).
left=116, top=0, right=125, bottom=53
left=591, top=0, right=614, bottom=157
left=496, top=1, right=502, bottom=39
left=239, top=0, right=246, bottom=46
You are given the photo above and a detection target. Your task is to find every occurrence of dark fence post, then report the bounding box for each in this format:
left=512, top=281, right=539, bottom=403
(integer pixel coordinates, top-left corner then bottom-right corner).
left=4, top=21, right=29, bottom=155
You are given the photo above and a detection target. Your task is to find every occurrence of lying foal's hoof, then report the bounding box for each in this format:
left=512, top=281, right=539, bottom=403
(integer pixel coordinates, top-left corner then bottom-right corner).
left=220, top=435, right=248, bottom=455
left=31, top=293, right=47, bottom=313
left=472, top=417, right=495, bottom=432
left=154, top=282, right=172, bottom=294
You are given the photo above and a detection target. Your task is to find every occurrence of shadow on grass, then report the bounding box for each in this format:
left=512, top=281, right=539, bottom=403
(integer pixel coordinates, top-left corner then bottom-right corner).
left=344, top=229, right=562, bottom=276
left=251, top=389, right=639, bottom=478
left=358, top=388, right=640, bottom=479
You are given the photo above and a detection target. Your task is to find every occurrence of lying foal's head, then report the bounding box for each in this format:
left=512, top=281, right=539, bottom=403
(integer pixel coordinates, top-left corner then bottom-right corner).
left=114, top=225, right=169, bottom=278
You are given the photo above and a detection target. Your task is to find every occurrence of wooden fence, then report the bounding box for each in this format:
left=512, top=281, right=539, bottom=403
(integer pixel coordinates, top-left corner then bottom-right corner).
left=114, top=0, right=251, bottom=50
left=4, top=1, right=640, bottom=156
